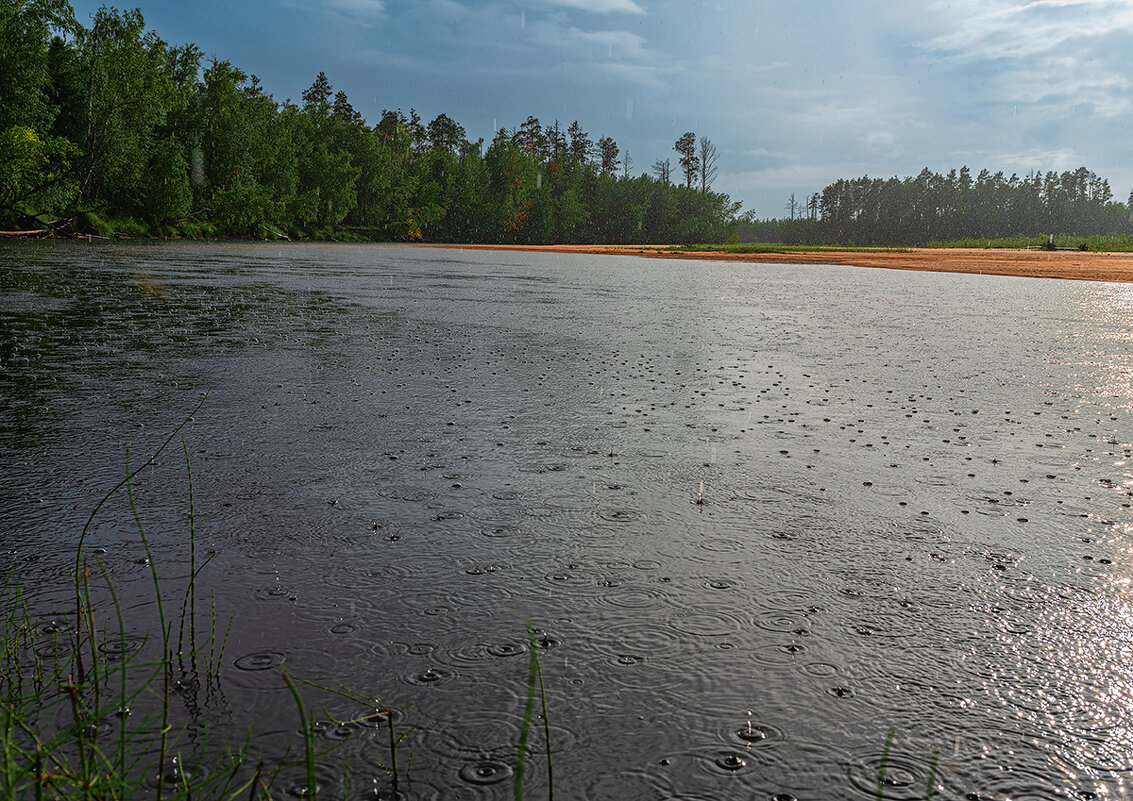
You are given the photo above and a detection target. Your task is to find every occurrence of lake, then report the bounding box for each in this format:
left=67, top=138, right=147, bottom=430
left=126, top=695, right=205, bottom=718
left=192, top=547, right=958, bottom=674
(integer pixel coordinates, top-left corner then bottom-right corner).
left=3, top=241, right=1133, bottom=799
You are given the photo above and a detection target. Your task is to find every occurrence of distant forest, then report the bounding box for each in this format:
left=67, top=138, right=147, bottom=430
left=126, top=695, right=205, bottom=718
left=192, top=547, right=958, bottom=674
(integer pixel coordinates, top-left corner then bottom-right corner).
left=4, top=0, right=1133, bottom=245
left=737, top=167, right=1133, bottom=247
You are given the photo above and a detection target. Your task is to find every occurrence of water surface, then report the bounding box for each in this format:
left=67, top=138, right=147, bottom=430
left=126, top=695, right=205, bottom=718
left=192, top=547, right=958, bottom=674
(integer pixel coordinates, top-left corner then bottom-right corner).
left=3, top=241, right=1133, bottom=799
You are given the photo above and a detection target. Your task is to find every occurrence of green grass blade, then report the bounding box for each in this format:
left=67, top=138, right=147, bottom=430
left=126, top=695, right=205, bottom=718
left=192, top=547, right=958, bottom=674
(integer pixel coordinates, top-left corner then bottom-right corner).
left=282, top=670, right=317, bottom=801
left=526, top=624, right=553, bottom=801
left=877, top=726, right=895, bottom=800
left=925, top=749, right=939, bottom=801
left=514, top=623, right=539, bottom=801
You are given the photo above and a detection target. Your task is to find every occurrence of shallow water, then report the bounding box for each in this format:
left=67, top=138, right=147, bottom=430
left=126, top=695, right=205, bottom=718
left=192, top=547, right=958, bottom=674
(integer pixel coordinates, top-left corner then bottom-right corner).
left=3, top=241, right=1133, bottom=799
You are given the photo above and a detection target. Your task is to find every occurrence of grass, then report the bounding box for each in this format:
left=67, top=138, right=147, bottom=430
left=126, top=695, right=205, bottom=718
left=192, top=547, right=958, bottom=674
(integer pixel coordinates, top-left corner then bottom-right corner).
left=672, top=236, right=1133, bottom=253
left=925, top=234, right=1133, bottom=251
left=1, top=396, right=261, bottom=801
left=515, top=623, right=552, bottom=801
left=664, top=243, right=913, bottom=254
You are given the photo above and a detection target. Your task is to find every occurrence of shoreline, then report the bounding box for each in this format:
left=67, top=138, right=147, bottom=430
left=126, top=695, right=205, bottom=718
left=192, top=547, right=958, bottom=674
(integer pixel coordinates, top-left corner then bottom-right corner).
left=420, top=243, right=1133, bottom=284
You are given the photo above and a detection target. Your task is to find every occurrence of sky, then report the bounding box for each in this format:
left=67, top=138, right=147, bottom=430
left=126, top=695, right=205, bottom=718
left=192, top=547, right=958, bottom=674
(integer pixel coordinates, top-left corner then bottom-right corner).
left=68, top=0, right=1133, bottom=218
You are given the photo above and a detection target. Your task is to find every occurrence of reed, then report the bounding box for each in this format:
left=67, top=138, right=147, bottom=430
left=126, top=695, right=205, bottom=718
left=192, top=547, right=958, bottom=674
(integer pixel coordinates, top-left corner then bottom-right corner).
left=514, top=622, right=553, bottom=801
left=874, top=727, right=941, bottom=801
left=876, top=725, right=895, bottom=800
left=1, top=396, right=258, bottom=801
left=666, top=243, right=912, bottom=254
left=281, top=672, right=416, bottom=799
left=925, top=234, right=1133, bottom=251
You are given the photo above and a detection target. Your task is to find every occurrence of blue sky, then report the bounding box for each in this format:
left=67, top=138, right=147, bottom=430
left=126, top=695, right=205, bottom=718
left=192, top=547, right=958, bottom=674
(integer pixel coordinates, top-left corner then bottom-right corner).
left=69, top=0, right=1133, bottom=217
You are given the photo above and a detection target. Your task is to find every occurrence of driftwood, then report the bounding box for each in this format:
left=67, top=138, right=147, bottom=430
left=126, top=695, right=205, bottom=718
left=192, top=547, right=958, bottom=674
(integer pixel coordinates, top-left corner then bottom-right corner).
left=0, top=205, right=79, bottom=238
left=0, top=229, right=52, bottom=237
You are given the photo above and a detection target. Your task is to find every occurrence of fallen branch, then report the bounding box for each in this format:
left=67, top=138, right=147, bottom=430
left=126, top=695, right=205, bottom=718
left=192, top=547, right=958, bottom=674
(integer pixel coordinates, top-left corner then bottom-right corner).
left=0, top=229, right=52, bottom=237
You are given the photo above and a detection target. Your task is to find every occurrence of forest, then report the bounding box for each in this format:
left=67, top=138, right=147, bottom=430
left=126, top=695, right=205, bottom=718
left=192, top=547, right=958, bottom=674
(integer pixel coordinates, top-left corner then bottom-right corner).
left=0, top=0, right=738, bottom=242
left=4, top=0, right=1133, bottom=246
left=738, top=166, right=1133, bottom=247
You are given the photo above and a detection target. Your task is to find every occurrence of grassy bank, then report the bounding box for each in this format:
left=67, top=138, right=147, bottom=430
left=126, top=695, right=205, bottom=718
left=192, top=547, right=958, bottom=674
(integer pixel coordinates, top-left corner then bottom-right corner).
left=924, top=234, right=1133, bottom=251
left=665, top=243, right=912, bottom=255
left=672, top=237, right=1133, bottom=254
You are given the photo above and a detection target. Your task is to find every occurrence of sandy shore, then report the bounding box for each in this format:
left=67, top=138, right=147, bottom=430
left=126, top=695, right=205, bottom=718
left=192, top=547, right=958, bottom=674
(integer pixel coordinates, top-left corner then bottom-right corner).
left=421, top=243, right=1133, bottom=284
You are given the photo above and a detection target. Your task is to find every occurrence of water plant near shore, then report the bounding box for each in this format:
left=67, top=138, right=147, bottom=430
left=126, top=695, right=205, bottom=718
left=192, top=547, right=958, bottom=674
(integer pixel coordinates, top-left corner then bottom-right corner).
left=1, top=420, right=255, bottom=800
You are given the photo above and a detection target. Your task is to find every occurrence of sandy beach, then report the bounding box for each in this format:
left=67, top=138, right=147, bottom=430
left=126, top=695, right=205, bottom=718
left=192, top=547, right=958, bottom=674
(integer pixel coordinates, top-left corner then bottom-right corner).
left=422, top=243, right=1133, bottom=284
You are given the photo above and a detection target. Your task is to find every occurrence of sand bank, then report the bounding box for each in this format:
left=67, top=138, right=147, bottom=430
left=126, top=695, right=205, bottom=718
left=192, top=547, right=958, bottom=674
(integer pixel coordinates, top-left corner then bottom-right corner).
left=421, top=243, right=1133, bottom=284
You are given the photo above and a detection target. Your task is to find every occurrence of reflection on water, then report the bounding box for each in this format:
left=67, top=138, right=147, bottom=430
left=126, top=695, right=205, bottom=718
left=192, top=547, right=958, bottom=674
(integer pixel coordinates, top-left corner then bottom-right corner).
left=3, top=241, right=1133, bottom=798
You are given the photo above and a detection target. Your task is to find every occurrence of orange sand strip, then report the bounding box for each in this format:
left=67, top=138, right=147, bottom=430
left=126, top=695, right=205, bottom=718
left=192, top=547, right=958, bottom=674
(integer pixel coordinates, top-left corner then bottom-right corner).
left=419, top=244, right=1133, bottom=284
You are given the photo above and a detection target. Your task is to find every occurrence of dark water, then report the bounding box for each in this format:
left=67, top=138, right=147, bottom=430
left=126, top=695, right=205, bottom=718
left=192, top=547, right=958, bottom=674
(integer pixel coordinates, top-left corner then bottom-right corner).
left=4, top=241, right=1133, bottom=799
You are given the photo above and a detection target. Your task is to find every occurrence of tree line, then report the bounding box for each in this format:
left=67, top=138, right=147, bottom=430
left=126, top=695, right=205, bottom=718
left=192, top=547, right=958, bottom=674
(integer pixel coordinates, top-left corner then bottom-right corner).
left=738, top=166, right=1133, bottom=246
left=1, top=0, right=739, bottom=242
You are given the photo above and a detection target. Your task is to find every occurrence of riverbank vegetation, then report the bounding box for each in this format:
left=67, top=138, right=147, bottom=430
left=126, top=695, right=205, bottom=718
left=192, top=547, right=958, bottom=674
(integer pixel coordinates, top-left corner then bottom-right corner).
left=1, top=0, right=737, bottom=244
left=737, top=168, right=1133, bottom=248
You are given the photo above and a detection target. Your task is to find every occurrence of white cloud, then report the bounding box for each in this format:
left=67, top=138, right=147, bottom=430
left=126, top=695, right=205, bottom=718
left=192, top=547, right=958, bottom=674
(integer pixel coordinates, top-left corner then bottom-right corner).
left=596, top=60, right=673, bottom=89
left=327, top=0, right=385, bottom=21
left=545, top=0, right=645, bottom=13
left=571, top=28, right=648, bottom=57
left=999, top=58, right=1132, bottom=116
left=743, top=147, right=796, bottom=160
left=864, top=130, right=895, bottom=147
left=721, top=164, right=849, bottom=194
left=991, top=147, right=1085, bottom=173
left=921, top=0, right=1133, bottom=106
left=924, top=0, right=1133, bottom=59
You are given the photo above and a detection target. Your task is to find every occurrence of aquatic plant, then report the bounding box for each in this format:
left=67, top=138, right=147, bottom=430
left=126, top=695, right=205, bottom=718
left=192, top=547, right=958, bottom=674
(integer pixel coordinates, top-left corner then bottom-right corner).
left=0, top=399, right=257, bottom=801
left=874, top=726, right=941, bottom=801
left=925, top=234, right=1133, bottom=251
left=280, top=670, right=417, bottom=801
left=514, top=622, right=553, bottom=801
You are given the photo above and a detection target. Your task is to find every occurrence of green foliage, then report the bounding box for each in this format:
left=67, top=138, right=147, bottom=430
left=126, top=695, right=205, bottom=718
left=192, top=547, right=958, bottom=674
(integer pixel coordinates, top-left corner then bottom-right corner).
left=140, top=137, right=192, bottom=222
left=0, top=0, right=79, bottom=228
left=13, top=0, right=1133, bottom=245
left=68, top=8, right=181, bottom=214
left=744, top=166, right=1133, bottom=247
left=2, top=0, right=746, bottom=241
left=0, top=124, right=79, bottom=227
left=667, top=242, right=910, bottom=254
left=0, top=0, right=77, bottom=134
left=925, top=234, right=1133, bottom=251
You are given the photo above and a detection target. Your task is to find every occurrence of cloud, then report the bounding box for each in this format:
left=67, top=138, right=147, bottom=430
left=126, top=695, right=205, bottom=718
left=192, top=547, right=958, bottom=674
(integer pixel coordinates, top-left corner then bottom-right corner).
left=999, top=57, right=1132, bottom=117
left=863, top=130, right=895, bottom=147
left=417, top=0, right=471, bottom=22
left=720, top=164, right=850, bottom=194
left=991, top=147, right=1085, bottom=173
left=326, top=0, right=385, bottom=21
left=743, top=147, right=796, bottom=160
left=924, top=0, right=1133, bottom=61
left=919, top=0, right=1133, bottom=118
left=544, top=0, right=646, bottom=13
left=594, top=60, right=674, bottom=89
left=571, top=28, right=648, bottom=58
